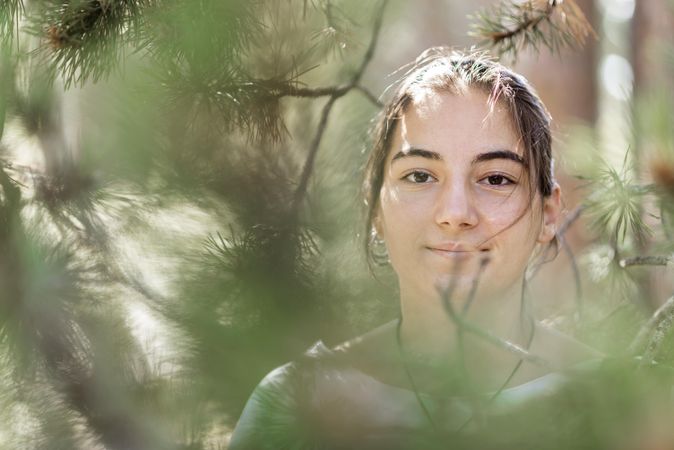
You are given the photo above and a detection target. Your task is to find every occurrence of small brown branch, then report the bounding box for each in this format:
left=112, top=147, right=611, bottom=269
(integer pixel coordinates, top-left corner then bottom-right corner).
left=350, top=0, right=388, bottom=87
left=278, top=0, right=387, bottom=99
left=528, top=204, right=584, bottom=281
left=619, top=255, right=671, bottom=268
left=558, top=204, right=585, bottom=237
left=292, top=95, right=338, bottom=212
left=277, top=84, right=351, bottom=98
left=354, top=84, right=383, bottom=107
left=473, top=0, right=595, bottom=57
left=629, top=296, right=674, bottom=361
left=273, top=82, right=382, bottom=108
left=487, top=2, right=554, bottom=44
left=440, top=286, right=553, bottom=370
left=291, top=0, right=388, bottom=210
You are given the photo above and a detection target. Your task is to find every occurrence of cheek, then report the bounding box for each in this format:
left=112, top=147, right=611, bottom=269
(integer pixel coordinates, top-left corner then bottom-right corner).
left=481, top=203, right=543, bottom=253
left=379, top=184, right=434, bottom=229
left=480, top=200, right=527, bottom=234
left=477, top=187, right=540, bottom=228
left=378, top=186, right=430, bottom=260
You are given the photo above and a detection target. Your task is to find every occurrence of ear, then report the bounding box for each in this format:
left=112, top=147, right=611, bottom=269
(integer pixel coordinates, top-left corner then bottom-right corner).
left=537, top=183, right=562, bottom=244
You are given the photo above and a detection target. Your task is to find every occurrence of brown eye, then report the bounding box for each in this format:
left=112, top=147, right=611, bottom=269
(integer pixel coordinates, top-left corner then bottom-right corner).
left=403, top=171, right=436, bottom=183
left=487, top=175, right=507, bottom=185
left=482, top=173, right=518, bottom=186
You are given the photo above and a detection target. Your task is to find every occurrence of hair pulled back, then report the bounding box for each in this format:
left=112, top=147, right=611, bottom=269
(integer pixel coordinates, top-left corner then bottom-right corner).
left=363, top=48, right=555, bottom=263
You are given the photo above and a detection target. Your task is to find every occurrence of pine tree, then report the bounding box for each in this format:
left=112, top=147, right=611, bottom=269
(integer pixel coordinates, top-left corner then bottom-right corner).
left=1, top=0, right=673, bottom=449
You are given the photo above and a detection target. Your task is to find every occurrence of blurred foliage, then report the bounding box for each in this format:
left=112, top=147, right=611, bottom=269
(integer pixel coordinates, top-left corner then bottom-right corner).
left=470, top=0, right=595, bottom=59
left=0, top=0, right=672, bottom=449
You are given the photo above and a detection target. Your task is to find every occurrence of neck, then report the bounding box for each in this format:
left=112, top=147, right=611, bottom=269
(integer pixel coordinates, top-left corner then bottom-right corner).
left=398, top=277, right=528, bottom=361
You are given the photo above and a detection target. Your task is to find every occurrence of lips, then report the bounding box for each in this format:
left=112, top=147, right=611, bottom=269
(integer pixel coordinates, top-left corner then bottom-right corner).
left=426, top=242, right=488, bottom=252
left=426, top=243, right=490, bottom=260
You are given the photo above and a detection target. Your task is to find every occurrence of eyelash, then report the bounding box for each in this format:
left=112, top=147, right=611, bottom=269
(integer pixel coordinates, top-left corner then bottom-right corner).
left=479, top=173, right=517, bottom=187
left=400, top=170, right=517, bottom=186
left=402, top=170, right=437, bottom=184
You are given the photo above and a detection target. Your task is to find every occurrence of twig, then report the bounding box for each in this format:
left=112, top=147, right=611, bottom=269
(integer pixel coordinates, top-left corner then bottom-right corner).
left=471, top=0, right=595, bottom=57
left=277, top=84, right=351, bottom=98
left=629, top=295, right=674, bottom=357
left=559, top=234, right=583, bottom=321
left=275, top=83, right=382, bottom=107
left=291, top=0, right=388, bottom=209
left=395, top=318, right=440, bottom=431
left=350, top=0, right=387, bottom=87
left=558, top=204, right=585, bottom=237
left=528, top=204, right=584, bottom=280
left=487, top=2, right=556, bottom=44
left=440, top=286, right=554, bottom=370
left=354, top=84, right=383, bottom=107
left=462, top=256, right=490, bottom=315
left=457, top=258, right=489, bottom=428
left=619, top=255, right=671, bottom=268
left=291, top=95, right=338, bottom=211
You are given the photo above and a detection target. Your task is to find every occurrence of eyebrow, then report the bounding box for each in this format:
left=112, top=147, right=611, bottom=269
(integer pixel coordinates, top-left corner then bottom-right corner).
left=391, top=148, right=441, bottom=161
left=472, top=150, right=526, bottom=166
left=391, top=147, right=526, bottom=166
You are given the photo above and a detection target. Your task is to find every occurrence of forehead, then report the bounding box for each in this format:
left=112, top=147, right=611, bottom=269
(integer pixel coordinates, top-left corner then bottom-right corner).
left=389, top=89, right=521, bottom=161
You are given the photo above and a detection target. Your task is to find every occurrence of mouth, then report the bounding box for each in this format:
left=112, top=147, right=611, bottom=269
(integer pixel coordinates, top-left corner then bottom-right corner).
left=426, top=244, right=490, bottom=260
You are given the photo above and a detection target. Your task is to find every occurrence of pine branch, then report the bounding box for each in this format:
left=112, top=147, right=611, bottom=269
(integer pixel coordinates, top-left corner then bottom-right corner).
left=272, top=82, right=382, bottom=107
left=292, top=95, right=338, bottom=213
left=471, top=0, right=595, bottom=58
left=0, top=163, right=21, bottom=211
left=629, top=296, right=674, bottom=362
left=11, top=222, right=177, bottom=449
left=585, top=159, right=652, bottom=246
left=350, top=0, right=386, bottom=88
left=619, top=255, right=672, bottom=267
left=291, top=0, right=388, bottom=211
left=0, top=0, right=24, bottom=43
left=311, top=0, right=359, bottom=57
left=157, top=1, right=382, bottom=145
left=27, top=0, right=148, bottom=87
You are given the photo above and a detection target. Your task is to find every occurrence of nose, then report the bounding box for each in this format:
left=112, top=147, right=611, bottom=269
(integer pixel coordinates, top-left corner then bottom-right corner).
left=434, top=178, right=479, bottom=230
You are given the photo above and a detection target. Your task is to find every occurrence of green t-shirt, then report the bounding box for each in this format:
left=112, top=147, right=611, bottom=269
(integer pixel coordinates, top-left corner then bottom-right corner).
left=229, top=340, right=579, bottom=449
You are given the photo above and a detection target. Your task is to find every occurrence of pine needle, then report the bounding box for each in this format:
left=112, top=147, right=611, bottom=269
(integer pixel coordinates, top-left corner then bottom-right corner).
left=470, top=0, right=596, bottom=59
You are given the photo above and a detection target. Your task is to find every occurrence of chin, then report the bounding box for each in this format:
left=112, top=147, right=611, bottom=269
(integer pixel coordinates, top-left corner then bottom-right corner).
left=430, top=272, right=487, bottom=301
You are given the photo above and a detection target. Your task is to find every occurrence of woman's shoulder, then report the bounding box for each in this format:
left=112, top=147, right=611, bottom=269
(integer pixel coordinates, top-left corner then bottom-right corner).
left=230, top=329, right=436, bottom=449
left=532, top=320, right=603, bottom=367
left=228, top=341, right=333, bottom=449
left=229, top=338, right=397, bottom=449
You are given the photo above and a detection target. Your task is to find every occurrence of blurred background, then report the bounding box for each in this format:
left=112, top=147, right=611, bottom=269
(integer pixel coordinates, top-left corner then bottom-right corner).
left=1, top=0, right=674, bottom=448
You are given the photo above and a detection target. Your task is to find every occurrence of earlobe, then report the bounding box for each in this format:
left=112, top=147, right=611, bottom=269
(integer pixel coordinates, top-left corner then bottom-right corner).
left=537, top=183, right=562, bottom=244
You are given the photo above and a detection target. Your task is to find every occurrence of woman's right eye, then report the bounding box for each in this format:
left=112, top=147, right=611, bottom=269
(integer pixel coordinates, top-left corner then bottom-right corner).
left=402, top=171, right=436, bottom=183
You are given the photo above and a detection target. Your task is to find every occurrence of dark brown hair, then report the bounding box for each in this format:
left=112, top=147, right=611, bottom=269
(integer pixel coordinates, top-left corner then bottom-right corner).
left=363, top=47, right=555, bottom=263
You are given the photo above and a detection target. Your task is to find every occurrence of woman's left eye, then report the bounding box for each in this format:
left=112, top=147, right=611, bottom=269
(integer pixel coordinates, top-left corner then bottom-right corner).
left=481, top=174, right=514, bottom=186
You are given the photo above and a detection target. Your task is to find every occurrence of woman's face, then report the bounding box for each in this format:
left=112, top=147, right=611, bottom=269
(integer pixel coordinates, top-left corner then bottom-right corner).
left=376, top=89, right=560, bottom=304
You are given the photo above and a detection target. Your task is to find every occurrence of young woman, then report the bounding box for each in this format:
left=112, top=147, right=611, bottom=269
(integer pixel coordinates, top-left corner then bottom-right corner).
left=229, top=48, right=598, bottom=449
